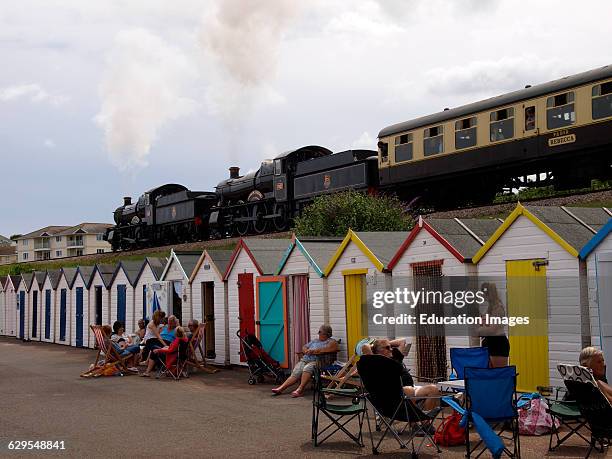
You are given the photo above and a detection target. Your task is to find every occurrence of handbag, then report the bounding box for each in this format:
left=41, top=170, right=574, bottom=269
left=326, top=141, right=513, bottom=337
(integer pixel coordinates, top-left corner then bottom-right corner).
left=518, top=396, right=559, bottom=435
left=434, top=411, right=466, bottom=446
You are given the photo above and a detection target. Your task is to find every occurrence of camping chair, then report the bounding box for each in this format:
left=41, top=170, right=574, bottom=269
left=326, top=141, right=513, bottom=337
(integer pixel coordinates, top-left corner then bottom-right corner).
left=540, top=383, right=590, bottom=451
left=80, top=325, right=132, bottom=378
left=357, top=354, right=442, bottom=456
left=457, top=366, right=521, bottom=458
left=449, top=347, right=490, bottom=380
left=187, top=323, right=218, bottom=374
left=156, top=339, right=190, bottom=381
left=311, top=368, right=366, bottom=447
left=558, top=364, right=612, bottom=458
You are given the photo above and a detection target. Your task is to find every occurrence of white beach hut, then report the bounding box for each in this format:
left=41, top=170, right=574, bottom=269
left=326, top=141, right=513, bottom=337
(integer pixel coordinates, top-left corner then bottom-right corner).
left=159, top=250, right=202, bottom=325
left=0, top=276, right=5, bottom=336
left=5, top=276, right=20, bottom=337
left=17, top=273, right=35, bottom=341
left=189, top=249, right=233, bottom=365
left=55, top=268, right=77, bottom=346
left=40, top=270, right=62, bottom=343
left=72, top=266, right=94, bottom=348
left=109, top=262, right=138, bottom=334
left=134, top=257, right=167, bottom=324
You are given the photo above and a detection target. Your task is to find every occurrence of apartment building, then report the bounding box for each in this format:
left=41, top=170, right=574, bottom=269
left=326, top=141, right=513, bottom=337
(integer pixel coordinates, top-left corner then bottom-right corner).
left=17, top=223, right=113, bottom=262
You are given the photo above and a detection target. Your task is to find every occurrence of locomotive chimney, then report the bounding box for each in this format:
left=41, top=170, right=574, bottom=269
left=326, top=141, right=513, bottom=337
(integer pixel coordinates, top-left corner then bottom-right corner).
left=123, top=196, right=132, bottom=206
left=229, top=167, right=240, bottom=179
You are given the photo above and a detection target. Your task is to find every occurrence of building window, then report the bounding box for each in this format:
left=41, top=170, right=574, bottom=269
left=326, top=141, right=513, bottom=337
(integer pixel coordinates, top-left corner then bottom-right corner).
left=547, top=92, right=575, bottom=129
left=23, top=240, right=28, bottom=246
left=56, top=236, right=62, bottom=242
left=76, top=249, right=84, bottom=256
left=56, top=250, right=62, bottom=257
left=23, top=252, right=29, bottom=260
left=490, top=107, right=514, bottom=141
left=394, top=133, right=413, bottom=162
left=43, top=252, right=50, bottom=260
left=592, top=82, right=612, bottom=120
left=454, top=117, right=477, bottom=149
left=97, top=249, right=105, bottom=254
left=525, top=106, right=536, bottom=131
left=96, top=234, right=104, bottom=241
left=423, top=125, right=444, bottom=156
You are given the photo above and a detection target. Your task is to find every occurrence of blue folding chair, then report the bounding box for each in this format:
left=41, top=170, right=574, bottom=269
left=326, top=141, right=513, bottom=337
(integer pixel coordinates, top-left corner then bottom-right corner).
left=449, top=347, right=490, bottom=380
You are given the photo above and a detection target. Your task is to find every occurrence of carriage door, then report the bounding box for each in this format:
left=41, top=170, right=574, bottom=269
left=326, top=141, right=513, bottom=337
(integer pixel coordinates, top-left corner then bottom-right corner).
left=256, top=277, right=288, bottom=368
left=75, top=287, right=84, bottom=347
left=596, top=252, right=612, bottom=383
left=343, top=270, right=368, bottom=358
left=237, top=273, right=254, bottom=362
left=45, top=289, right=52, bottom=340
left=201, top=282, right=215, bottom=358
left=59, top=289, right=67, bottom=342
left=117, top=285, right=127, bottom=325
left=32, top=290, right=38, bottom=338
left=506, top=259, right=549, bottom=392
left=19, top=291, right=25, bottom=339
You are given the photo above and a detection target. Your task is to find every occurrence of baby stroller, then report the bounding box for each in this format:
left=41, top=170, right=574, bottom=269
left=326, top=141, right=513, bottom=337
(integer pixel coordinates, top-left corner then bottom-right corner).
left=237, top=330, right=286, bottom=385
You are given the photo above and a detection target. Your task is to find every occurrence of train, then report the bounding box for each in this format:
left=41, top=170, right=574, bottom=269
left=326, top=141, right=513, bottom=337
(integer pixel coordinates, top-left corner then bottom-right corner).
left=106, top=65, right=612, bottom=251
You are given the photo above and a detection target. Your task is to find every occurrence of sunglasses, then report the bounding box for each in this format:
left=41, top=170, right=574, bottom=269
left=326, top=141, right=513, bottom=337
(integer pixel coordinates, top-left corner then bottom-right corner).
left=382, top=345, right=392, bottom=350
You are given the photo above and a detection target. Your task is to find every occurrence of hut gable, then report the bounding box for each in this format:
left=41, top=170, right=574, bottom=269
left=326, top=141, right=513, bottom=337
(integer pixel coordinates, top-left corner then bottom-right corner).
left=579, top=218, right=612, bottom=260
left=276, top=237, right=341, bottom=277
left=161, top=250, right=201, bottom=281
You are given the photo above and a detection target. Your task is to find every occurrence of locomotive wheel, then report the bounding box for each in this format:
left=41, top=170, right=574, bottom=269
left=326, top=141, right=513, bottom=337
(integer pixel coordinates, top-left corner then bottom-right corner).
left=273, top=203, right=288, bottom=231
left=251, top=202, right=268, bottom=234
left=235, top=205, right=249, bottom=236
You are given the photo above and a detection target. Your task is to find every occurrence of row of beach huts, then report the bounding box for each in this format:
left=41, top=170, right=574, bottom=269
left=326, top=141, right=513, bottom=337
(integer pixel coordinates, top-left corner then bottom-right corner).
left=1, top=203, right=611, bottom=391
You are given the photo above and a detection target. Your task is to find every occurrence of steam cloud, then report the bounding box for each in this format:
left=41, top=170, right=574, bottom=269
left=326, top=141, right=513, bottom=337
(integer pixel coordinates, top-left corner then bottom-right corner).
left=95, top=28, right=198, bottom=171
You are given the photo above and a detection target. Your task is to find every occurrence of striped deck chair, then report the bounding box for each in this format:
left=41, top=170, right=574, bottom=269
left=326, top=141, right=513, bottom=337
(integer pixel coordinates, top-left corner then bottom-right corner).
left=186, top=323, right=219, bottom=374
left=80, top=325, right=132, bottom=378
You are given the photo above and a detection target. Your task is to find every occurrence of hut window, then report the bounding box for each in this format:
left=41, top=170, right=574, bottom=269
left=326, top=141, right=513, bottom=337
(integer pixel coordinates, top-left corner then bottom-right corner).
left=546, top=91, right=575, bottom=129
left=454, top=116, right=477, bottom=149
left=489, top=107, right=514, bottom=142
left=394, top=133, right=413, bottom=162
left=592, top=82, right=612, bottom=120
left=423, top=125, right=444, bottom=156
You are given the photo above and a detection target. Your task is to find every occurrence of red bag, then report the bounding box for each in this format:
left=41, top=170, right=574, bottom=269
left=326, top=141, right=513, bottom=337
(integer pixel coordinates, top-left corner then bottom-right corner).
left=434, top=411, right=466, bottom=446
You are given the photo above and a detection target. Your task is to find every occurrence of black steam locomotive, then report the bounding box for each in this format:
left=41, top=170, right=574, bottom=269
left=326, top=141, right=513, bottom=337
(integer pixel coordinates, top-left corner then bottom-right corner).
left=106, top=146, right=378, bottom=250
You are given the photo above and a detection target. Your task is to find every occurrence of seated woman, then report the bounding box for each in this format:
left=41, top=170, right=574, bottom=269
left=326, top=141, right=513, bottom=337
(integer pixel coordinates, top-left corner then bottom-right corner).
left=272, top=324, right=338, bottom=398
left=141, top=310, right=166, bottom=363
left=371, top=338, right=440, bottom=411
left=140, top=327, right=189, bottom=377
left=579, top=346, right=612, bottom=403
left=102, top=325, right=139, bottom=368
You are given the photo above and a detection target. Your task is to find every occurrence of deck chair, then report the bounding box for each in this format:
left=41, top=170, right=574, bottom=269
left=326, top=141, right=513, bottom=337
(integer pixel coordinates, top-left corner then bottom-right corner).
left=558, top=364, right=612, bottom=458
left=187, top=323, right=218, bottom=374
left=357, top=354, right=442, bottom=456
left=311, top=368, right=366, bottom=447
left=321, top=354, right=360, bottom=390
left=449, top=347, right=490, bottom=380
left=156, top=338, right=190, bottom=380
left=80, top=325, right=132, bottom=378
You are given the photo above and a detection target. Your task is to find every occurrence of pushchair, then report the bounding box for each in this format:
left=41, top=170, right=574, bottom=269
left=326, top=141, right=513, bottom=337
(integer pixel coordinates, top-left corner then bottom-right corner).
left=237, top=330, right=286, bottom=385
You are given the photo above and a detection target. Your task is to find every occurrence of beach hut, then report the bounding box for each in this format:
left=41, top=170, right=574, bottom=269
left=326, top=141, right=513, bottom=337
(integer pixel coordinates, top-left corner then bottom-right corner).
left=322, top=231, right=408, bottom=360
left=189, top=249, right=233, bottom=365
left=5, top=276, right=20, bottom=337
left=472, top=204, right=599, bottom=390
left=223, top=238, right=291, bottom=366
left=579, top=213, right=612, bottom=381
left=110, top=261, right=139, bottom=334
left=31, top=271, right=46, bottom=342
left=40, top=270, right=61, bottom=343
left=159, top=250, right=202, bottom=325
left=55, top=268, right=77, bottom=346
left=387, top=217, right=502, bottom=379
left=275, top=236, right=342, bottom=367
left=0, top=276, right=5, bottom=336
left=90, top=264, right=115, bottom=329
left=72, top=266, right=94, bottom=348
left=134, top=257, right=166, bottom=324
left=17, top=273, right=34, bottom=340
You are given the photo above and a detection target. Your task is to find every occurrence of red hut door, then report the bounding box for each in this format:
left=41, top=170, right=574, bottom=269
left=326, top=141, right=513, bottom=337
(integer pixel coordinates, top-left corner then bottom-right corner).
left=238, top=273, right=255, bottom=362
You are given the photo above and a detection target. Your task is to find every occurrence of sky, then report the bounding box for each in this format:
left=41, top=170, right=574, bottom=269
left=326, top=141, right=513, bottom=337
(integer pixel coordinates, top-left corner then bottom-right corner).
left=1, top=0, right=611, bottom=237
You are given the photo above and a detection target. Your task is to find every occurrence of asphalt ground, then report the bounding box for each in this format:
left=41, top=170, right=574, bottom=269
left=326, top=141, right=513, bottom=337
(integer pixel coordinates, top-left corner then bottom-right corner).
left=0, top=337, right=607, bottom=458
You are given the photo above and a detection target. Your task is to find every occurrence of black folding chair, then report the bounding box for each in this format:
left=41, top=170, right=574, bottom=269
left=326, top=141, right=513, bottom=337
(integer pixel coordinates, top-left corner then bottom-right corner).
left=558, top=364, right=612, bottom=458
left=311, top=369, right=366, bottom=447
left=157, top=339, right=190, bottom=380
left=357, top=354, right=442, bottom=456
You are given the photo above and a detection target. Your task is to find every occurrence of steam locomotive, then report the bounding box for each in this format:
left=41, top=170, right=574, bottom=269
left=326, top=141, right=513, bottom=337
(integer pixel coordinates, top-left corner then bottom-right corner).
left=106, top=146, right=378, bottom=250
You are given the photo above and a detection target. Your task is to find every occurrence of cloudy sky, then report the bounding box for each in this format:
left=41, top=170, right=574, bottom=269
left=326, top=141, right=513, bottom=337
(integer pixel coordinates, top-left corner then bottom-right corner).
left=1, top=0, right=610, bottom=237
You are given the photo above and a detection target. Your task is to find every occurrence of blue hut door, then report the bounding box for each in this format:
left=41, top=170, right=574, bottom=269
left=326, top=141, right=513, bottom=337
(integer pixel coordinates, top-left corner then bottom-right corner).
left=75, top=287, right=84, bottom=347
left=45, top=290, right=51, bottom=340
left=256, top=277, right=288, bottom=368
left=117, top=285, right=127, bottom=325
left=32, top=290, right=38, bottom=338
left=19, top=291, right=25, bottom=339
left=60, top=289, right=67, bottom=342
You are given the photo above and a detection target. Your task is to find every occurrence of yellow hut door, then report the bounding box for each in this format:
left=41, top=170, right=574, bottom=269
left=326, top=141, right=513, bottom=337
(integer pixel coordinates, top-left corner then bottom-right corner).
left=506, top=259, right=549, bottom=392
left=344, top=271, right=367, bottom=356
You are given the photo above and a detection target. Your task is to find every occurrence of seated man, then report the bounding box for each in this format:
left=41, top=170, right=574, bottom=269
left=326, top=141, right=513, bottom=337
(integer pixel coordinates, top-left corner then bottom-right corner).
left=371, top=338, right=440, bottom=411
left=579, top=346, right=612, bottom=403
left=272, top=324, right=338, bottom=398
left=187, top=319, right=200, bottom=339
left=357, top=337, right=410, bottom=357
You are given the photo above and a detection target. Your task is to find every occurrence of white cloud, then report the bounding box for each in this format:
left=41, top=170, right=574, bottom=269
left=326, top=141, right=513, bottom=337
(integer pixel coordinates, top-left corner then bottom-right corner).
left=94, top=28, right=199, bottom=172
left=0, top=83, right=67, bottom=105
left=43, top=139, right=56, bottom=149
left=352, top=131, right=375, bottom=149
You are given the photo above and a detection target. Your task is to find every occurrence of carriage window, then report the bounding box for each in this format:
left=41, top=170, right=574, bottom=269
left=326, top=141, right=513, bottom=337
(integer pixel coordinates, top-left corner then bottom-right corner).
left=423, top=125, right=444, bottom=156
left=490, top=107, right=514, bottom=141
left=394, top=133, right=413, bottom=162
left=546, top=91, right=575, bottom=129
left=592, top=82, right=612, bottom=120
left=524, top=106, right=536, bottom=131
left=379, top=141, right=389, bottom=163
left=274, top=159, right=283, bottom=175
left=454, top=116, right=477, bottom=149
left=260, top=161, right=273, bottom=176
